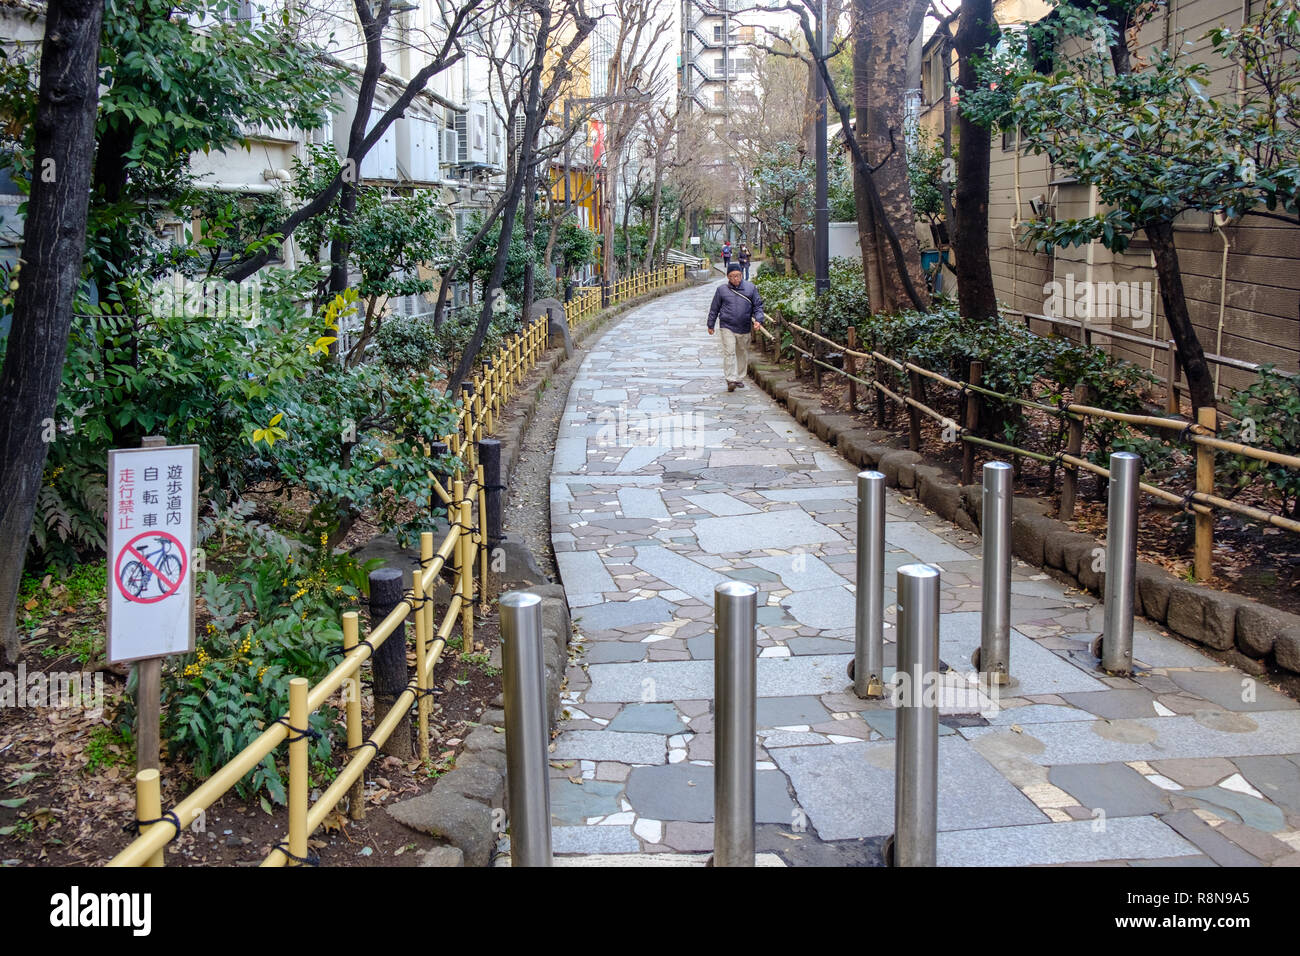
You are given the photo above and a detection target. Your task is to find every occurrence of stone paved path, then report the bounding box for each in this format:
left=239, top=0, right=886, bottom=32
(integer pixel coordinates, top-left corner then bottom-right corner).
left=540, top=282, right=1300, bottom=867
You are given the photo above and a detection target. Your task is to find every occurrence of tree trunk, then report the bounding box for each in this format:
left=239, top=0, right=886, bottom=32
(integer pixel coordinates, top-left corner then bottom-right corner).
left=852, top=8, right=887, bottom=310
left=1145, top=219, right=1215, bottom=411
left=0, top=0, right=104, bottom=664
left=856, top=0, right=930, bottom=313
left=522, top=127, right=538, bottom=311
left=952, top=0, right=999, bottom=323
left=330, top=0, right=391, bottom=299
left=447, top=1, right=552, bottom=394
left=643, top=133, right=667, bottom=272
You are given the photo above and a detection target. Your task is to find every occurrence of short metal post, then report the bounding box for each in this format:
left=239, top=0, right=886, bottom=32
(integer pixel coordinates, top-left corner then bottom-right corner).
left=854, top=471, right=886, bottom=699
left=501, top=591, right=552, bottom=867
left=978, top=461, right=1014, bottom=686
left=714, top=580, right=757, bottom=867
left=894, top=564, right=940, bottom=868
left=1101, top=451, right=1140, bottom=675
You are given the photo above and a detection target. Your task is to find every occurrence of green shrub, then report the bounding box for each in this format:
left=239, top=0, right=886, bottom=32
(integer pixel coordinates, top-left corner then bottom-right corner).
left=158, top=527, right=377, bottom=803
left=1225, top=366, right=1300, bottom=518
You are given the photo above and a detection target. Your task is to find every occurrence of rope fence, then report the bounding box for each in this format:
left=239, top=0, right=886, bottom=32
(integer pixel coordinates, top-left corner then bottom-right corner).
left=753, top=309, right=1300, bottom=583
left=109, top=263, right=685, bottom=867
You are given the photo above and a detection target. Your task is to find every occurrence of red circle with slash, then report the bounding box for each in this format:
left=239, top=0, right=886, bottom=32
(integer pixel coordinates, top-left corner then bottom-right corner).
left=114, top=531, right=187, bottom=604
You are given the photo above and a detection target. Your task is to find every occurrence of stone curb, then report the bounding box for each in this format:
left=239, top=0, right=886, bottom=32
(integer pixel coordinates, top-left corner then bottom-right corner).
left=747, top=359, right=1300, bottom=698
left=386, top=281, right=688, bottom=866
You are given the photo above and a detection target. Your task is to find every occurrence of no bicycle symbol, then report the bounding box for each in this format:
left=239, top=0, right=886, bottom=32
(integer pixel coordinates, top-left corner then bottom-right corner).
left=114, top=531, right=188, bottom=604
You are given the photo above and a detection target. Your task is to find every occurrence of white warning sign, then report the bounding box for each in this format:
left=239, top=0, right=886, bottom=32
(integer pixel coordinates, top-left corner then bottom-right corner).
left=106, top=444, right=199, bottom=663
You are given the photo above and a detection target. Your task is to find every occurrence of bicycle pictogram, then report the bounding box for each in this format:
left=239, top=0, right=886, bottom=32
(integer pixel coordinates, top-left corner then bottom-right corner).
left=114, top=531, right=188, bottom=604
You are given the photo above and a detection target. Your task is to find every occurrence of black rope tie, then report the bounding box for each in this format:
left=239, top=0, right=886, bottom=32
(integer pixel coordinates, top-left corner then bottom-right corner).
left=347, top=739, right=381, bottom=756
left=277, top=717, right=322, bottom=743
left=273, top=841, right=320, bottom=866
left=125, top=809, right=183, bottom=838
left=1180, top=422, right=1198, bottom=445
left=412, top=686, right=440, bottom=700
left=403, top=591, right=431, bottom=611
left=330, top=637, right=376, bottom=659
left=484, top=482, right=507, bottom=491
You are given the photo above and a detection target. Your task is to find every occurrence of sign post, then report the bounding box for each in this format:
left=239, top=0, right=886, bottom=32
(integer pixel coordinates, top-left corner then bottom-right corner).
left=106, top=437, right=199, bottom=772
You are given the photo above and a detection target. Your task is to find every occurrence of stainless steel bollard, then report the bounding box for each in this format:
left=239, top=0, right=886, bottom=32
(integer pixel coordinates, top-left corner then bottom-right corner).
left=714, top=580, right=757, bottom=867
left=978, top=461, right=1014, bottom=685
left=894, top=564, right=940, bottom=867
left=500, top=591, right=552, bottom=866
left=854, top=470, right=887, bottom=698
left=1101, top=451, right=1141, bottom=676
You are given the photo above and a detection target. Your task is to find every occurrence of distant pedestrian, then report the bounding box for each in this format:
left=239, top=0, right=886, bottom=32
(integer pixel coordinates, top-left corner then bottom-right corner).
left=707, top=263, right=764, bottom=392
left=721, top=240, right=732, bottom=273
left=738, top=244, right=751, bottom=280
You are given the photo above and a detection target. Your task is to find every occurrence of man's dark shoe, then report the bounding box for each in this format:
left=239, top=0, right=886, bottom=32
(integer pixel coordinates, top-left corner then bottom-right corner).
left=727, top=381, right=737, bottom=392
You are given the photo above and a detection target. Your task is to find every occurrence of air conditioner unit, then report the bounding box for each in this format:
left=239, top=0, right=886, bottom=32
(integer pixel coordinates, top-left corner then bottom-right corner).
left=454, top=111, right=469, bottom=163
left=460, top=103, right=488, bottom=164
left=441, top=128, right=459, bottom=166
left=511, top=114, right=527, bottom=149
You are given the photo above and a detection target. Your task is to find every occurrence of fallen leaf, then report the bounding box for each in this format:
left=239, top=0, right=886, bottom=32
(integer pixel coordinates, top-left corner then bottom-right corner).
left=779, top=832, right=802, bottom=841
left=566, top=776, right=582, bottom=785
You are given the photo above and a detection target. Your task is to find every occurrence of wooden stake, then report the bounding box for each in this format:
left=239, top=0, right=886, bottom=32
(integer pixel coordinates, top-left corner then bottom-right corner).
left=846, top=326, right=858, bottom=409
left=1060, top=384, right=1088, bottom=521
left=1195, top=405, right=1217, bottom=581
left=962, top=361, right=983, bottom=485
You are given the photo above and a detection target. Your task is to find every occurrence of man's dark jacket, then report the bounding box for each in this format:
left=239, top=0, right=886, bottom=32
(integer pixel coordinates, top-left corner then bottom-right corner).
left=707, top=279, right=764, bottom=335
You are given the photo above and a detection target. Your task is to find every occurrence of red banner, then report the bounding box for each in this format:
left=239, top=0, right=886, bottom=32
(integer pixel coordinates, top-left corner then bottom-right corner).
left=590, top=120, right=605, bottom=167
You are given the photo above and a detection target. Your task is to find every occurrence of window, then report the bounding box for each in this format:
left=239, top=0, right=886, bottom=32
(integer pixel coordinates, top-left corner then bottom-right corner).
left=1002, top=125, right=1018, bottom=151
left=713, top=24, right=723, bottom=42
left=921, top=51, right=945, bottom=106
left=714, top=57, right=751, bottom=75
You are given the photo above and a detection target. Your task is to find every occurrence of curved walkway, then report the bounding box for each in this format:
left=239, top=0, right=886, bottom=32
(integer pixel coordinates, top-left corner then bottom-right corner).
left=544, top=282, right=1300, bottom=867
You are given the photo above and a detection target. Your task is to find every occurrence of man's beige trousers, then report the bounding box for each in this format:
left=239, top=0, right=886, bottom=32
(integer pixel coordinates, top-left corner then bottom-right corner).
left=719, top=328, right=750, bottom=382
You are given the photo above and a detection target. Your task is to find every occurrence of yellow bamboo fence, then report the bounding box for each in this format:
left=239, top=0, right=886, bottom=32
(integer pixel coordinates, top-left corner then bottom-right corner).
left=110, top=265, right=684, bottom=867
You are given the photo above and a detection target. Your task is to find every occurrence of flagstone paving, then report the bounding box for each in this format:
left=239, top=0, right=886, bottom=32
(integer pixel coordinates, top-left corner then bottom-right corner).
left=520, top=282, right=1300, bottom=866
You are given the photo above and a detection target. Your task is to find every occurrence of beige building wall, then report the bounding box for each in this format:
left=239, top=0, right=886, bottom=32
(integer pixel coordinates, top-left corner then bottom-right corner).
left=990, top=0, right=1299, bottom=399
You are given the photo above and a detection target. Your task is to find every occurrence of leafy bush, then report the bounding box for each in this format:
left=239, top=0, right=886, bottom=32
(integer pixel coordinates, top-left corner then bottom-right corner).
left=159, top=527, right=377, bottom=803
left=755, top=268, right=1162, bottom=463
left=374, top=314, right=443, bottom=375
left=1225, top=366, right=1300, bottom=518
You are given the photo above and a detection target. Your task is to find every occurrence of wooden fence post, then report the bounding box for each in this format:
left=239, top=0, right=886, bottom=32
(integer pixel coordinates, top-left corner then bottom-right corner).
left=1166, top=340, right=1182, bottom=416
left=962, top=361, right=983, bottom=485
left=908, top=369, right=923, bottom=452
left=1195, top=406, right=1217, bottom=581
left=845, top=326, right=858, bottom=410
left=1060, top=384, right=1088, bottom=520
left=342, top=612, right=365, bottom=819
left=812, top=318, right=823, bottom=390
left=368, top=567, right=412, bottom=756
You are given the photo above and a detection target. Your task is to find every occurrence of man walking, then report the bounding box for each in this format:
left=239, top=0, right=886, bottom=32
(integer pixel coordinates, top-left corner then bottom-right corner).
left=738, top=244, right=751, bottom=280
left=707, top=263, right=764, bottom=392
left=721, top=240, right=732, bottom=273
